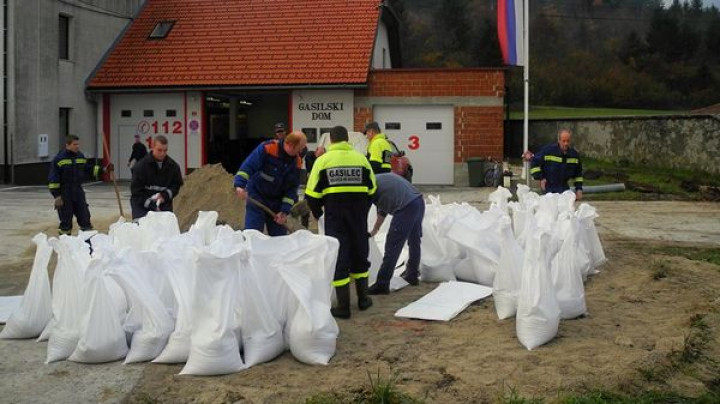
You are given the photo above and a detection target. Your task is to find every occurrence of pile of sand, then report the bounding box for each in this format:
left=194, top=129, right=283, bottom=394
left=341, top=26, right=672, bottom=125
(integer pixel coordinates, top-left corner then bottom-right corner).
left=173, top=164, right=245, bottom=232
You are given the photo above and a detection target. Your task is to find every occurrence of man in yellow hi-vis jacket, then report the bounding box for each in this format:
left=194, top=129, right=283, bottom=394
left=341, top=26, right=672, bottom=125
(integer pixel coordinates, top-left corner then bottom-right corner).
left=305, top=125, right=377, bottom=319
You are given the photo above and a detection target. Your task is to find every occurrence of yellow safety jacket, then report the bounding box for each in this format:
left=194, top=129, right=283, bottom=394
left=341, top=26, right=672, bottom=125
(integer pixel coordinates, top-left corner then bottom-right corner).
left=366, top=133, right=393, bottom=174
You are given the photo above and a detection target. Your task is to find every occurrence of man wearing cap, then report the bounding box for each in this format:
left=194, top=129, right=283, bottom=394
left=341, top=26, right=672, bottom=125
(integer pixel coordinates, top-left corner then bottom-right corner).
left=273, top=122, right=287, bottom=140
left=364, top=121, right=393, bottom=174
left=127, top=134, right=148, bottom=168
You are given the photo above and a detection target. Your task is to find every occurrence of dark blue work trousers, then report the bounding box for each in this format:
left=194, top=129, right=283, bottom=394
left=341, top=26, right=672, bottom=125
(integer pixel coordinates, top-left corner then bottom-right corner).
left=244, top=199, right=287, bottom=236
left=375, top=196, right=424, bottom=286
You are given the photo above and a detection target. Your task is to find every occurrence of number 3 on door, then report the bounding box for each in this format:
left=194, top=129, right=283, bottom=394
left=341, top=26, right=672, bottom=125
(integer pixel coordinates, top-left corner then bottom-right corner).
left=408, top=135, right=420, bottom=150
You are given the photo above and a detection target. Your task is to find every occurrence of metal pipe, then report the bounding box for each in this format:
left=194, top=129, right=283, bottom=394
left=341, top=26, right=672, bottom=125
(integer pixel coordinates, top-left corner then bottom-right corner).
left=583, top=183, right=626, bottom=194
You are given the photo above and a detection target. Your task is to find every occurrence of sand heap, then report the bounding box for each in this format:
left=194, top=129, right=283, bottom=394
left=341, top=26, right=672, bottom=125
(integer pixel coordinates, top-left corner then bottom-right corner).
left=174, top=164, right=245, bottom=232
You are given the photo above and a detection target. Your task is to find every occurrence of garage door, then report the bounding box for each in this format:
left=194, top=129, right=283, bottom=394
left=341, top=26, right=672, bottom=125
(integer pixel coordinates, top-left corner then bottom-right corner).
left=373, top=105, right=454, bottom=185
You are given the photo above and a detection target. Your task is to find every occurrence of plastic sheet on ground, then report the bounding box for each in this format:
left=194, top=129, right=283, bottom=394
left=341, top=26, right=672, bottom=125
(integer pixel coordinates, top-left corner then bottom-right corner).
left=394, top=281, right=493, bottom=321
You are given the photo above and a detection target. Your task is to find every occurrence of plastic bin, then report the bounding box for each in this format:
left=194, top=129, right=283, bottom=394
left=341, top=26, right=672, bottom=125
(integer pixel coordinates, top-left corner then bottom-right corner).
left=467, top=157, right=487, bottom=187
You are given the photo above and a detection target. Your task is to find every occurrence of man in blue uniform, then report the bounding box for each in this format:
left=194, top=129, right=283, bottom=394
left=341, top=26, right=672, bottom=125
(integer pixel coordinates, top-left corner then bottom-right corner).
left=305, top=125, right=377, bottom=319
left=234, top=131, right=307, bottom=236
left=529, top=129, right=583, bottom=200
left=48, top=135, right=110, bottom=235
left=367, top=173, right=425, bottom=295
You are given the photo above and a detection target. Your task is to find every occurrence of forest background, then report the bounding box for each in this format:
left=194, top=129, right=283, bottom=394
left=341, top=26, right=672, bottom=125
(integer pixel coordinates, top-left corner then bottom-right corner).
left=387, top=0, right=720, bottom=110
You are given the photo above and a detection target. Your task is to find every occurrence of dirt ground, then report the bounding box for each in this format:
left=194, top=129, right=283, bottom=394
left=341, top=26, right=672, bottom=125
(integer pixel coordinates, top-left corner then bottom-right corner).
left=1, top=185, right=719, bottom=403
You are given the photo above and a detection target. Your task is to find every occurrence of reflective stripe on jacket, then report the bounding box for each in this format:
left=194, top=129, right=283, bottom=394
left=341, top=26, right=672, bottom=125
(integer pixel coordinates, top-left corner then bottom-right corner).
left=233, top=139, right=302, bottom=213
left=530, top=142, right=583, bottom=193
left=305, top=141, right=377, bottom=218
left=47, top=150, right=99, bottom=198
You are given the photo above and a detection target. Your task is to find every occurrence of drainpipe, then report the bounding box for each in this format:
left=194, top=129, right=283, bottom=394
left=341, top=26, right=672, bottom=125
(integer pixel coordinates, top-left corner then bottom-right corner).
left=2, top=0, right=8, bottom=183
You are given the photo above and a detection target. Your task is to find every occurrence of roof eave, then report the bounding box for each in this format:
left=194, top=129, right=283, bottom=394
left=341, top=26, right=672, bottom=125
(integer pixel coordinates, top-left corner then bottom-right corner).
left=86, top=82, right=369, bottom=93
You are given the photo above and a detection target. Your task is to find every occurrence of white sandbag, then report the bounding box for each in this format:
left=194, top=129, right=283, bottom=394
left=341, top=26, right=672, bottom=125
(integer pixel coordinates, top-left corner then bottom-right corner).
left=45, top=235, right=91, bottom=363
left=108, top=218, right=144, bottom=251
left=516, top=225, right=562, bottom=350
left=535, top=193, right=559, bottom=230
left=493, top=217, right=525, bottom=320
left=153, top=235, right=198, bottom=363
left=36, top=318, right=54, bottom=342
left=243, top=230, right=295, bottom=347
left=443, top=207, right=502, bottom=265
left=395, top=281, right=493, bottom=321
left=488, top=186, right=512, bottom=215
left=419, top=196, right=460, bottom=282
left=279, top=232, right=340, bottom=365
left=508, top=201, right=526, bottom=239
left=576, top=203, right=607, bottom=270
left=0, top=234, right=53, bottom=339
left=0, top=296, right=22, bottom=324
left=237, top=248, right=285, bottom=368
left=187, top=210, right=220, bottom=246
left=106, top=249, right=174, bottom=364
left=180, top=247, right=245, bottom=376
left=68, top=255, right=128, bottom=363
left=551, top=213, right=588, bottom=320
left=557, top=190, right=577, bottom=214
left=454, top=252, right=495, bottom=286
left=137, top=211, right=181, bottom=250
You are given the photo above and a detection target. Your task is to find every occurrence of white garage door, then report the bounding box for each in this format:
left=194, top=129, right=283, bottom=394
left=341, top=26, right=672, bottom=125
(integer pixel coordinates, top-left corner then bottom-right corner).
left=373, top=105, right=454, bottom=185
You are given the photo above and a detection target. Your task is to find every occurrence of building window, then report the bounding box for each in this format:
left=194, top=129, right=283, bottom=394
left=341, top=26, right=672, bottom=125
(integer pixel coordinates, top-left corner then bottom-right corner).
left=59, top=15, right=70, bottom=60
left=59, top=108, right=70, bottom=147
left=426, top=122, right=442, bottom=130
left=143, top=110, right=154, bottom=117
left=149, top=21, right=175, bottom=39
left=385, top=122, right=401, bottom=130
left=166, top=109, right=177, bottom=117
left=302, top=128, right=318, bottom=143
left=121, top=110, right=132, bottom=118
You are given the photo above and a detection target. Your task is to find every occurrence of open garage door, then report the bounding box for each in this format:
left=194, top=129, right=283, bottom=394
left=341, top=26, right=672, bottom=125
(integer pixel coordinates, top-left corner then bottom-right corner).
left=373, top=105, right=454, bottom=185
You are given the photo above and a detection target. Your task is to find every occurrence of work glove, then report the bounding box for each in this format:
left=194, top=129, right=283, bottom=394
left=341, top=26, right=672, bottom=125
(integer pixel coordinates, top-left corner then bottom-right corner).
left=53, top=196, right=64, bottom=210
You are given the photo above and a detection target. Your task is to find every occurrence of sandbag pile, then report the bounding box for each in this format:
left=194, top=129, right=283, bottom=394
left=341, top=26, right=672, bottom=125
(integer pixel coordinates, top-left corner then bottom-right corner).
left=0, top=211, right=339, bottom=374
left=419, top=185, right=606, bottom=350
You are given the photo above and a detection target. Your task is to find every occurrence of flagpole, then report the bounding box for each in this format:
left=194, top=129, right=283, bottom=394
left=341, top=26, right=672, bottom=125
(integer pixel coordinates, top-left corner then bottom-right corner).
left=523, top=0, right=530, bottom=185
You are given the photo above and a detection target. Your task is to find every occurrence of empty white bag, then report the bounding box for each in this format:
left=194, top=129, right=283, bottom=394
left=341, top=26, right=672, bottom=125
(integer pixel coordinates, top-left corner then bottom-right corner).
left=0, top=233, right=53, bottom=339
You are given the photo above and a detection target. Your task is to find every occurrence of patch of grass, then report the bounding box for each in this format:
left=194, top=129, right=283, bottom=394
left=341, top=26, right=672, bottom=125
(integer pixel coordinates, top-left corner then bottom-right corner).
left=303, top=392, right=346, bottom=404
left=652, top=246, right=720, bottom=267
left=133, top=393, right=160, bottom=404
left=689, top=314, right=709, bottom=331
left=497, top=387, right=544, bottom=404
left=508, top=106, right=678, bottom=120
left=356, top=368, right=424, bottom=404
left=579, top=157, right=720, bottom=201
left=636, top=366, right=669, bottom=383
left=651, top=260, right=671, bottom=280
left=560, top=390, right=720, bottom=403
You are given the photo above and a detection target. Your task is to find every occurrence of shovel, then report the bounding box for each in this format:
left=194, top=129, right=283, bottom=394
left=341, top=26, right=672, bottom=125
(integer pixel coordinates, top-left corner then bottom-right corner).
left=246, top=195, right=306, bottom=233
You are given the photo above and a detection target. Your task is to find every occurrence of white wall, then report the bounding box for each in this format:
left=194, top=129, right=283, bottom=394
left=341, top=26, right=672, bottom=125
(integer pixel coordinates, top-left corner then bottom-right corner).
left=291, top=89, right=354, bottom=146
left=371, top=21, right=392, bottom=69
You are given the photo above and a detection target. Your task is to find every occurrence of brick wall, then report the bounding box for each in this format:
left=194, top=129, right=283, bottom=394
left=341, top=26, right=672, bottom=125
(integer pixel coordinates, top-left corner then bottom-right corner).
left=355, top=68, right=505, bottom=162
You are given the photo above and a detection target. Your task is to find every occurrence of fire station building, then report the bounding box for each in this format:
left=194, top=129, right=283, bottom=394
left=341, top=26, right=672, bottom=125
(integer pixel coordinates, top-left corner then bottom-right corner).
left=87, top=0, right=505, bottom=185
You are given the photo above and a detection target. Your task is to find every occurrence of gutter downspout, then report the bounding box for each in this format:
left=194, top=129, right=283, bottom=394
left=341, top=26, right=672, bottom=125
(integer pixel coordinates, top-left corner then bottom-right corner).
left=2, top=0, right=8, bottom=183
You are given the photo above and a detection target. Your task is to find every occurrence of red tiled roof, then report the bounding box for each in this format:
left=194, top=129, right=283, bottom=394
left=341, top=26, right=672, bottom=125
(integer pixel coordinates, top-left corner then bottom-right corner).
left=88, top=0, right=382, bottom=89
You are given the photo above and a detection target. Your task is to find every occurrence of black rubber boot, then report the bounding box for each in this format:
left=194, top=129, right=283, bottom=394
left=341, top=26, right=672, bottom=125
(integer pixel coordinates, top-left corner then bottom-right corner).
left=368, top=282, right=390, bottom=295
left=331, top=285, right=351, bottom=319
left=355, top=278, right=373, bottom=310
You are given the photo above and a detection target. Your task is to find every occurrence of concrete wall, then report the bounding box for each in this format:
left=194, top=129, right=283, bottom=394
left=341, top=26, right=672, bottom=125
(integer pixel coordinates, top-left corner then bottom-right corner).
left=5, top=0, right=144, bottom=184
left=521, top=115, right=720, bottom=175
